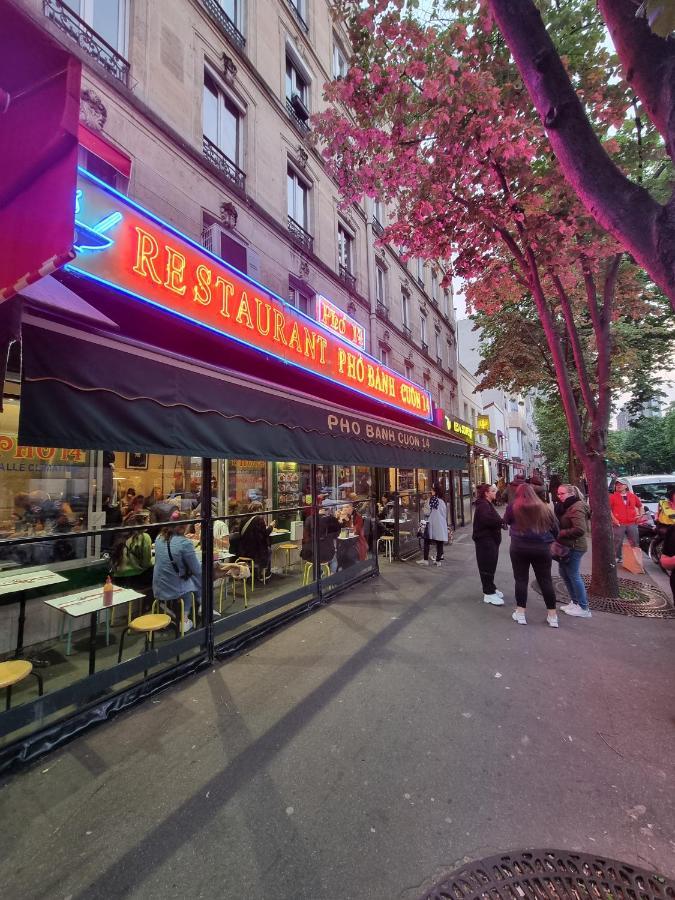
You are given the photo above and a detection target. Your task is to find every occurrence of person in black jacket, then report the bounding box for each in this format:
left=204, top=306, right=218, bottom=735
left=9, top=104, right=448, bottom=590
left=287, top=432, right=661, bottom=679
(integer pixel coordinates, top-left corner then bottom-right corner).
left=301, top=500, right=341, bottom=569
left=472, top=484, right=505, bottom=606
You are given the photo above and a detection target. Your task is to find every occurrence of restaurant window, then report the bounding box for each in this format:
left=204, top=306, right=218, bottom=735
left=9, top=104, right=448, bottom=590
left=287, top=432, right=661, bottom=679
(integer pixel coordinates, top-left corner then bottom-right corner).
left=227, top=459, right=269, bottom=514
left=63, top=0, right=128, bottom=55
left=287, top=167, right=309, bottom=232
left=338, top=224, right=353, bottom=273
left=203, top=71, right=242, bottom=168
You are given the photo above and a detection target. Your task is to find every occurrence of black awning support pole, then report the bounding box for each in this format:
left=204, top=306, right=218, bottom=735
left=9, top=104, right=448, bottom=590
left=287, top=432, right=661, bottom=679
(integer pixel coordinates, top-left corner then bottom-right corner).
left=310, top=464, right=321, bottom=598
left=201, top=456, right=214, bottom=660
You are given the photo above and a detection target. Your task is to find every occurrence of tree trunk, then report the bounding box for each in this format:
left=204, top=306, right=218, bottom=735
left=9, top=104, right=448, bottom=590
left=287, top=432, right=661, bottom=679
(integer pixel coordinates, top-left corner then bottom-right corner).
left=583, top=452, right=619, bottom=598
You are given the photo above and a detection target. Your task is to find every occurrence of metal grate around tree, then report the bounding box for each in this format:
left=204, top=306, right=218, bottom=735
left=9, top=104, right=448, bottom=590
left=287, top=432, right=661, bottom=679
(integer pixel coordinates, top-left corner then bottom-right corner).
left=418, top=849, right=675, bottom=900
left=44, top=0, right=130, bottom=85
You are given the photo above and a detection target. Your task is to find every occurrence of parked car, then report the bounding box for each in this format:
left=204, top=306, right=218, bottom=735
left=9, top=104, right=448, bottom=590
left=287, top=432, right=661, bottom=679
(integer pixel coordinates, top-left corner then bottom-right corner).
left=607, top=474, right=675, bottom=517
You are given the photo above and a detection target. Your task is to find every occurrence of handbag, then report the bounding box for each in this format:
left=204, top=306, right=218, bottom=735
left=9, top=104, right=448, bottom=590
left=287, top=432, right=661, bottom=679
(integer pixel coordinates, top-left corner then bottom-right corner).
left=417, top=519, right=428, bottom=539
left=550, top=540, right=570, bottom=562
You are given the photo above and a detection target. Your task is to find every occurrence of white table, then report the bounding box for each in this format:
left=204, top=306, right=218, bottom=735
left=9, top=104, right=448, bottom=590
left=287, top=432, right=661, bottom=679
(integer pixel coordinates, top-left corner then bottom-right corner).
left=44, top=586, right=144, bottom=674
left=0, top=569, right=68, bottom=658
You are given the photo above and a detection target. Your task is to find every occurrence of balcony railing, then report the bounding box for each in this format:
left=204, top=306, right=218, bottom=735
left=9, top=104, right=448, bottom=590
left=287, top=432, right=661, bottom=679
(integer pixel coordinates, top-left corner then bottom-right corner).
left=402, top=325, right=412, bottom=339
left=372, top=217, right=384, bottom=238
left=436, top=356, right=443, bottom=366
left=339, top=264, right=356, bottom=292
left=376, top=301, right=389, bottom=320
left=44, top=0, right=130, bottom=84
left=288, top=217, right=313, bottom=253
left=201, top=0, right=246, bottom=50
left=285, top=0, right=309, bottom=31
left=421, top=341, right=429, bottom=354
left=203, top=136, right=246, bottom=192
left=286, top=98, right=310, bottom=135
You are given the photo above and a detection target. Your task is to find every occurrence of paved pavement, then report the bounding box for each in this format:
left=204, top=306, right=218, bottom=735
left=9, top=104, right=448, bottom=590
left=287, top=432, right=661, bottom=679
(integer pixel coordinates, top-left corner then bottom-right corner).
left=1, top=532, right=674, bottom=900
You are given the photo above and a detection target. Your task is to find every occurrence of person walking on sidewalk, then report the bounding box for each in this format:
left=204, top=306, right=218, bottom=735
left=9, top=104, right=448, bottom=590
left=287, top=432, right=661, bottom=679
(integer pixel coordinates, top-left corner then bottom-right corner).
left=472, top=484, right=505, bottom=605
left=555, top=484, right=592, bottom=619
left=609, top=479, right=643, bottom=561
left=417, top=481, right=448, bottom=567
left=504, top=483, right=560, bottom=627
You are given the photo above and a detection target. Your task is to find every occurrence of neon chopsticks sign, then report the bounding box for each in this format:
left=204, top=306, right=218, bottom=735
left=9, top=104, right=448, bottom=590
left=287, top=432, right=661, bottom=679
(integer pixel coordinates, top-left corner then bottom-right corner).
left=68, top=170, right=432, bottom=420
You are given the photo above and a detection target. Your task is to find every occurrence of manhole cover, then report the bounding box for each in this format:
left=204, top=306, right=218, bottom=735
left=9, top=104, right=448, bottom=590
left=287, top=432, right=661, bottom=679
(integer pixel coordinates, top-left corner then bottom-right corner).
left=419, top=849, right=675, bottom=899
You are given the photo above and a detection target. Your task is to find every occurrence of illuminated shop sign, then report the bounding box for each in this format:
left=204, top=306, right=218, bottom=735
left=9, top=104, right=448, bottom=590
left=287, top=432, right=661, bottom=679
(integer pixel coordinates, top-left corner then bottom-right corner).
left=476, top=414, right=490, bottom=431
left=315, top=294, right=366, bottom=350
left=0, top=434, right=88, bottom=470
left=433, top=409, right=474, bottom=443
left=68, top=170, right=432, bottom=421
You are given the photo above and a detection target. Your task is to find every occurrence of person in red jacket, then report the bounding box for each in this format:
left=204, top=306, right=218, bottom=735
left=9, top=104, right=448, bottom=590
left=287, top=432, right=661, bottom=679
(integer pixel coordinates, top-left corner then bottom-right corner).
left=609, top=480, right=643, bottom=561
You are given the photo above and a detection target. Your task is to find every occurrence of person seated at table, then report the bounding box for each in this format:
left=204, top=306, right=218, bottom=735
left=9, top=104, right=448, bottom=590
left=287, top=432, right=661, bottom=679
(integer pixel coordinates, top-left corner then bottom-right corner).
left=123, top=494, right=145, bottom=525
left=237, top=501, right=274, bottom=582
left=302, top=500, right=341, bottom=571
left=110, top=512, right=153, bottom=591
left=336, top=499, right=367, bottom=567
left=377, top=493, right=394, bottom=519
left=152, top=512, right=201, bottom=633
left=122, top=487, right=136, bottom=517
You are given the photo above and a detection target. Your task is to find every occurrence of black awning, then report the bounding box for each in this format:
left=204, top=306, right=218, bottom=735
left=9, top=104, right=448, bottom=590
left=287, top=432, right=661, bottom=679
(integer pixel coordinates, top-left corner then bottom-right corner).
left=19, top=321, right=468, bottom=470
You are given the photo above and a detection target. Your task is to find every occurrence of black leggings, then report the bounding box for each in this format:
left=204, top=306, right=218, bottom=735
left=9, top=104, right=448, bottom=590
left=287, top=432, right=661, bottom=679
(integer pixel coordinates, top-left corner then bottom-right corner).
left=424, top=538, right=444, bottom=561
left=509, top=542, right=557, bottom=610
left=474, top=539, right=499, bottom=594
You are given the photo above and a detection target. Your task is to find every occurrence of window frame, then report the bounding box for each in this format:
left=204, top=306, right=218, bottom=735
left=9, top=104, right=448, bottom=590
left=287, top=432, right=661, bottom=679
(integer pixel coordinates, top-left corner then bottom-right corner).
left=203, top=69, right=242, bottom=167
left=375, top=264, right=386, bottom=304
left=337, top=223, right=354, bottom=273
left=287, top=166, right=310, bottom=232
left=401, top=290, right=410, bottom=329
left=333, top=38, right=348, bottom=79
left=64, top=0, right=129, bottom=56
left=420, top=311, right=428, bottom=347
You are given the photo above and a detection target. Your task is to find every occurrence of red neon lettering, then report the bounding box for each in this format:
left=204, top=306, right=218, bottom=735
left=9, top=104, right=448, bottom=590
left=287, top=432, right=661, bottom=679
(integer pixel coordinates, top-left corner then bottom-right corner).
left=255, top=298, right=272, bottom=336
left=235, top=292, right=254, bottom=329
left=132, top=227, right=162, bottom=284
left=164, top=247, right=187, bottom=296
left=193, top=264, right=212, bottom=306
left=273, top=309, right=288, bottom=346
left=214, top=276, right=234, bottom=318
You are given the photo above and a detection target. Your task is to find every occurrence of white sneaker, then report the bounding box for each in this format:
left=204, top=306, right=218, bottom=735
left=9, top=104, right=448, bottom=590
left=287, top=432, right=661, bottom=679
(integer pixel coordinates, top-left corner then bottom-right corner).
left=512, top=610, right=527, bottom=625
left=483, top=593, right=505, bottom=606
left=559, top=602, right=576, bottom=614
left=416, top=559, right=430, bottom=566
left=434, top=559, right=443, bottom=567
left=182, top=618, right=194, bottom=633
left=565, top=606, right=592, bottom=618
left=547, top=615, right=559, bottom=628
left=495, top=589, right=504, bottom=598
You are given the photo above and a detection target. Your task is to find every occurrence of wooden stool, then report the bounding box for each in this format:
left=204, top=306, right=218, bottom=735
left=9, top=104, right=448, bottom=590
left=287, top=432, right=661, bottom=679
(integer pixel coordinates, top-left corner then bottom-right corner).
left=0, top=659, right=43, bottom=710
left=276, top=542, right=299, bottom=573
left=302, top=561, right=331, bottom=585
left=377, top=535, right=394, bottom=562
left=117, top=613, right=179, bottom=675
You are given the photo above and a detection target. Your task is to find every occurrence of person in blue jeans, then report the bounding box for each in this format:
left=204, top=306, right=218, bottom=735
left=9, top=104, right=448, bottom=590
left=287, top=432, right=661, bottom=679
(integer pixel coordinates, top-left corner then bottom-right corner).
left=555, top=484, right=591, bottom=618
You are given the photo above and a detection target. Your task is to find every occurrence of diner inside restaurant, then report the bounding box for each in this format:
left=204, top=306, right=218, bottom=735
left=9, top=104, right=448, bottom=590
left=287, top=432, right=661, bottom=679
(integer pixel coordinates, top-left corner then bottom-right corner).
left=0, top=368, right=467, bottom=756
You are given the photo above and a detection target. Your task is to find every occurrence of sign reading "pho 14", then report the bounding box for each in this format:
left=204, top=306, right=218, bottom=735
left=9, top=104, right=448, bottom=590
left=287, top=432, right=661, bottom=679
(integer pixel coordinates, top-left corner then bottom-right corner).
left=315, top=295, right=365, bottom=350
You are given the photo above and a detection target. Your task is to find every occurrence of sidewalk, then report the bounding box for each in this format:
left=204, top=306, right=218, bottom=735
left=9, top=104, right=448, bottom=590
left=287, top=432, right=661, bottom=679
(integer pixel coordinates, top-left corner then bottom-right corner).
left=1, top=536, right=674, bottom=900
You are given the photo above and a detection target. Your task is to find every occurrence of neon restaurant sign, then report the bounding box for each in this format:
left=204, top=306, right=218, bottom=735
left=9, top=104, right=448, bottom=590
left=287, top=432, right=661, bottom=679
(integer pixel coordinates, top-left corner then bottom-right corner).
left=67, top=171, right=432, bottom=420
left=315, top=294, right=366, bottom=350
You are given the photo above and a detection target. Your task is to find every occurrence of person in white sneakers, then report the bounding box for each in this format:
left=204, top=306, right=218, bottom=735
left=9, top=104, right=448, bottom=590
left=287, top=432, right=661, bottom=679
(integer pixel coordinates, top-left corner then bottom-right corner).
left=417, top=482, right=449, bottom=566
left=472, top=483, right=505, bottom=605
left=555, top=484, right=592, bottom=618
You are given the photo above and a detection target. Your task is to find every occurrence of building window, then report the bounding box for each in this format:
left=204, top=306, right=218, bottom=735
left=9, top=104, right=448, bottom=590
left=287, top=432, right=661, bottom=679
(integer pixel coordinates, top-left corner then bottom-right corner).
left=374, top=199, right=384, bottom=225
left=420, top=311, right=428, bottom=348
left=333, top=40, right=348, bottom=79
left=443, top=289, right=450, bottom=318
left=62, top=0, right=127, bottom=55
left=431, top=270, right=439, bottom=303
left=405, top=361, right=414, bottom=380
left=287, top=0, right=308, bottom=30
left=78, top=146, right=128, bottom=192
left=416, top=258, right=424, bottom=287
left=337, top=225, right=353, bottom=273
left=435, top=329, right=442, bottom=363
left=203, top=72, right=241, bottom=167
left=379, top=346, right=389, bottom=366
left=463, top=402, right=469, bottom=421
left=287, top=168, right=309, bottom=232
left=447, top=340, right=454, bottom=370
left=401, top=290, right=410, bottom=330
left=217, top=0, right=239, bottom=27
left=375, top=264, right=386, bottom=304
left=289, top=279, right=312, bottom=316
left=286, top=57, right=308, bottom=107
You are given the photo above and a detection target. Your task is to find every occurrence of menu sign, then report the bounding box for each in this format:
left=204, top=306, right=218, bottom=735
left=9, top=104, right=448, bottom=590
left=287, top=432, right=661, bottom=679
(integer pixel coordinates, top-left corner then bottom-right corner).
left=68, top=170, right=432, bottom=421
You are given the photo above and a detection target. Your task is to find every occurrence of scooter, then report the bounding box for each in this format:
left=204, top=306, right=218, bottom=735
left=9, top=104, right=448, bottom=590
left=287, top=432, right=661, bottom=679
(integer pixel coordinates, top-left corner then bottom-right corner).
left=638, top=512, right=664, bottom=565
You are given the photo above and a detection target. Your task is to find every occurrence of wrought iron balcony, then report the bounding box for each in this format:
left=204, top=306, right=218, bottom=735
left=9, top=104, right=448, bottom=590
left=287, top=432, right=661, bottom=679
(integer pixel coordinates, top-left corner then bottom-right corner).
left=372, top=217, right=384, bottom=238
left=402, top=325, right=412, bottom=339
left=436, top=356, right=443, bottom=366
left=44, top=0, right=130, bottom=84
left=203, top=137, right=246, bottom=192
left=286, top=98, right=310, bottom=135
left=201, top=0, right=246, bottom=50
left=288, top=217, right=313, bottom=253
left=421, top=340, right=429, bottom=354
left=339, top=264, right=356, bottom=292
left=285, top=0, right=309, bottom=31
left=376, top=301, right=389, bottom=320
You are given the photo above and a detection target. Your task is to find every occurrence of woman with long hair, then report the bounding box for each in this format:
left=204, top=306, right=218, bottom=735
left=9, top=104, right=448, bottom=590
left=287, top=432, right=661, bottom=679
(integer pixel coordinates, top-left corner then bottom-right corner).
left=504, top=483, right=559, bottom=627
left=472, top=484, right=505, bottom=605
left=555, top=483, right=591, bottom=618
left=237, top=501, right=274, bottom=581
left=152, top=513, right=201, bottom=632
left=417, top=481, right=449, bottom=566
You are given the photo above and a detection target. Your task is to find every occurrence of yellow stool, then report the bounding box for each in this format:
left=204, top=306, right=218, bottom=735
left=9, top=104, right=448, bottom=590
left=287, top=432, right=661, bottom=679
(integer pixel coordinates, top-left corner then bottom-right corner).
left=151, top=598, right=187, bottom=635
left=377, top=535, right=394, bottom=562
left=216, top=569, right=248, bottom=612
left=117, top=613, right=179, bottom=674
left=302, top=561, right=331, bottom=585
left=276, top=542, right=299, bottom=573
left=235, top=556, right=261, bottom=592
left=0, top=659, right=43, bottom=710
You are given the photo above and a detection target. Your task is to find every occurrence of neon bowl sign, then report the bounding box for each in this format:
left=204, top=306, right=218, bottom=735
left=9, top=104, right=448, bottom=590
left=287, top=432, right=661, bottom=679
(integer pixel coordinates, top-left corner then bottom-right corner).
left=67, top=170, right=432, bottom=420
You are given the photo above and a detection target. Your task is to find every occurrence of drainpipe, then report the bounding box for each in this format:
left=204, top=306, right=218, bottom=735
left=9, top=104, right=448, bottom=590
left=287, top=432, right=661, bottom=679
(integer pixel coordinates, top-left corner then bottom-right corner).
left=365, top=199, right=377, bottom=357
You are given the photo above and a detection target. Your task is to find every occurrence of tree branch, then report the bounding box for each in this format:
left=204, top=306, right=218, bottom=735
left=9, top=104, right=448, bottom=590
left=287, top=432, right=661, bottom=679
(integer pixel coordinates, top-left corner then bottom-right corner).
left=551, top=272, right=597, bottom=420
left=488, top=0, right=675, bottom=306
